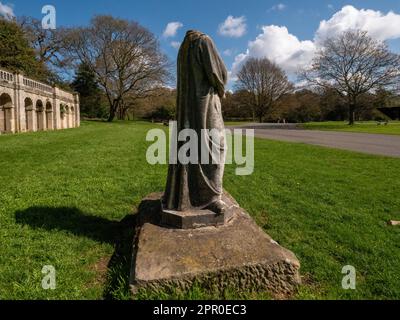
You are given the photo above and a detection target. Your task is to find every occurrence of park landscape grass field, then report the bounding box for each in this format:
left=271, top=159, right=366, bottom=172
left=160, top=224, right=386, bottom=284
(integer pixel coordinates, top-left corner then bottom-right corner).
left=0, top=121, right=400, bottom=300
left=301, top=121, right=400, bottom=135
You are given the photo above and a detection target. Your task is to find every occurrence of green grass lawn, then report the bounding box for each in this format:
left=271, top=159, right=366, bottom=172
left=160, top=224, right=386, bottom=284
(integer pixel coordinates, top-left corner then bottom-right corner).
left=224, top=121, right=252, bottom=126
left=1, top=121, right=400, bottom=300
left=301, top=121, right=400, bottom=135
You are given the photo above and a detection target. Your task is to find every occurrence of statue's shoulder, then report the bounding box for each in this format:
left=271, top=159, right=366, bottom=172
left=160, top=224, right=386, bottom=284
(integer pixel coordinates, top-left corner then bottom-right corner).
left=199, top=33, right=211, bottom=42
left=197, top=34, right=215, bottom=48
left=184, top=31, right=214, bottom=49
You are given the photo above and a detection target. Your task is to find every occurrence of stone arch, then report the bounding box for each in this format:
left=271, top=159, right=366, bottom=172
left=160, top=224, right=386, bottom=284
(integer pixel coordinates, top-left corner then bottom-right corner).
left=0, top=93, right=14, bottom=133
left=45, top=101, right=53, bottom=130
left=36, top=100, right=45, bottom=131
left=24, top=97, right=34, bottom=132
left=60, top=103, right=66, bottom=129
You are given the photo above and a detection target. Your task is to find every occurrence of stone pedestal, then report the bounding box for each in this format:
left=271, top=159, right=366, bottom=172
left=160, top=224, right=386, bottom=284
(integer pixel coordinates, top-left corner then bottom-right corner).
left=161, top=193, right=237, bottom=229
left=130, top=192, right=301, bottom=298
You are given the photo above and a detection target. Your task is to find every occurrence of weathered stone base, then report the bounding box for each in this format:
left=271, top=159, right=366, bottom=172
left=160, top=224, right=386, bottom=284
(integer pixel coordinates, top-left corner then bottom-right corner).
left=130, top=192, right=301, bottom=297
left=161, top=192, right=239, bottom=229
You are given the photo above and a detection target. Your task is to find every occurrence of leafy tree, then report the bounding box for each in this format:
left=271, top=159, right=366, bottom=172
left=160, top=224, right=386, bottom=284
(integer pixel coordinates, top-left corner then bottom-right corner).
left=134, top=87, right=176, bottom=120
left=222, top=90, right=254, bottom=121
left=275, top=90, right=321, bottom=123
left=72, top=62, right=107, bottom=119
left=0, top=19, right=48, bottom=80
left=318, top=88, right=347, bottom=121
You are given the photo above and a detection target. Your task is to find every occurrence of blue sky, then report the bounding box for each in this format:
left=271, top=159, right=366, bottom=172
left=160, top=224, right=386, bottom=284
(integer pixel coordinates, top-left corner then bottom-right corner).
left=3, top=0, right=400, bottom=84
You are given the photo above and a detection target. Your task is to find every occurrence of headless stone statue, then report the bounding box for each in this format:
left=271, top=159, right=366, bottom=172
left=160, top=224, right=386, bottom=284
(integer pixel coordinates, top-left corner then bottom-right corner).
left=133, top=31, right=301, bottom=292
left=163, top=30, right=228, bottom=214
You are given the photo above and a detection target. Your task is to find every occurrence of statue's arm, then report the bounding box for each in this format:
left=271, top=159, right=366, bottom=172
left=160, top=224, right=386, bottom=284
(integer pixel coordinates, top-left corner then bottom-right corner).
left=199, top=36, right=228, bottom=98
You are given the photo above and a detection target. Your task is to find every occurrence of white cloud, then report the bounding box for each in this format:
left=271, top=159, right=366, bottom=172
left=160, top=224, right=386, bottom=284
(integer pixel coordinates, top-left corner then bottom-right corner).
left=0, top=2, right=14, bottom=19
left=163, top=22, right=183, bottom=38
left=223, top=49, right=233, bottom=56
left=170, top=41, right=181, bottom=49
left=269, top=3, right=287, bottom=12
left=232, top=25, right=316, bottom=76
left=231, top=5, right=400, bottom=79
left=218, top=15, right=247, bottom=38
left=316, top=5, right=400, bottom=42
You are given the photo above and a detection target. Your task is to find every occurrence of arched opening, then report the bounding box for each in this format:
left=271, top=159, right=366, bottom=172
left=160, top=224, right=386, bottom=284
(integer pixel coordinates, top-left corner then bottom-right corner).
left=60, top=104, right=66, bottom=129
left=36, top=100, right=44, bottom=131
left=0, top=93, right=13, bottom=133
left=45, top=101, right=53, bottom=130
left=24, top=97, right=34, bottom=132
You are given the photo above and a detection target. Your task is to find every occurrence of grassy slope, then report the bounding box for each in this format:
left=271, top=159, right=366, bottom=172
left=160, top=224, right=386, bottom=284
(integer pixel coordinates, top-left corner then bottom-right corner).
left=0, top=121, right=399, bottom=300
left=301, top=121, right=400, bottom=135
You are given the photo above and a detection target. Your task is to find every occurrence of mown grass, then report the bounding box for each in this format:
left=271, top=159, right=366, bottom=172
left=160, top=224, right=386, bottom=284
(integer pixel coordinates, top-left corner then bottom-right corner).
left=224, top=121, right=252, bottom=126
left=301, top=121, right=400, bottom=135
left=0, top=121, right=399, bottom=300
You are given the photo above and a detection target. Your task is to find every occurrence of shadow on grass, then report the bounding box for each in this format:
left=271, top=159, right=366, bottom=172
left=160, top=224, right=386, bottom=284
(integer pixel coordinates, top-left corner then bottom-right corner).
left=14, top=206, right=137, bottom=300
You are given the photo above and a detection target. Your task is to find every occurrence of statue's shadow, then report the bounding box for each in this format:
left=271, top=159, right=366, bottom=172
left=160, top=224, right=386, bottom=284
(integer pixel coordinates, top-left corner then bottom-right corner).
left=14, top=206, right=138, bottom=300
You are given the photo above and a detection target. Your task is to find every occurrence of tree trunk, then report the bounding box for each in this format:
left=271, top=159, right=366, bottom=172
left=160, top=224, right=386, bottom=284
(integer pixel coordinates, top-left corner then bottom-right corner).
left=107, top=106, right=116, bottom=122
left=348, top=103, right=355, bottom=125
left=347, top=95, right=356, bottom=125
left=107, top=99, right=120, bottom=122
left=107, top=112, right=115, bottom=122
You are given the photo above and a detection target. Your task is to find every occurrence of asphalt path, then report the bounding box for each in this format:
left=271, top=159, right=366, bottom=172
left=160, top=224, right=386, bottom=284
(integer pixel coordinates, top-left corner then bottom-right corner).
left=230, top=124, right=400, bottom=158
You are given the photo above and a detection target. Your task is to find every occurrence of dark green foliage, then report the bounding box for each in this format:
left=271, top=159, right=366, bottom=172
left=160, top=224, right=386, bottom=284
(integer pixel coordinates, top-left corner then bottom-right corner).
left=148, top=106, right=175, bottom=121
left=0, top=19, right=49, bottom=81
left=72, top=63, right=108, bottom=119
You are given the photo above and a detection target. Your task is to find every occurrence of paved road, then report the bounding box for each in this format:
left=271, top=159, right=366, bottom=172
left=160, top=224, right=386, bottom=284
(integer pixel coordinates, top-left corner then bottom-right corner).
left=230, top=124, right=400, bottom=158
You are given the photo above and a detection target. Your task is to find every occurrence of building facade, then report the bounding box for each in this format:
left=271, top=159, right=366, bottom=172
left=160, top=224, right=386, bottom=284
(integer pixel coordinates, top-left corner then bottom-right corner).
left=0, top=68, right=80, bottom=134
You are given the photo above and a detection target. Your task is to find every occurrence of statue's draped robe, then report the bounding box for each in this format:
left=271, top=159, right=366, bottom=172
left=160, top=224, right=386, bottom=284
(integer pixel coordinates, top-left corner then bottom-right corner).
left=164, top=31, right=228, bottom=211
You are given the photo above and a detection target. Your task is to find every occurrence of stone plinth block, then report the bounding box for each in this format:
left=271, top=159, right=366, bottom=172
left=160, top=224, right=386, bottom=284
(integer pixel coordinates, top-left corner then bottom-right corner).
left=161, top=193, right=238, bottom=229
left=130, top=192, right=301, bottom=297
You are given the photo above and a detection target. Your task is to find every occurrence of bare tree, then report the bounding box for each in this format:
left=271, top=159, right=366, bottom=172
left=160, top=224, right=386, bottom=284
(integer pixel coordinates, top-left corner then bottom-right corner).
left=301, top=30, right=400, bottom=125
left=18, top=16, right=68, bottom=68
left=236, top=58, right=293, bottom=123
left=64, top=15, right=171, bottom=122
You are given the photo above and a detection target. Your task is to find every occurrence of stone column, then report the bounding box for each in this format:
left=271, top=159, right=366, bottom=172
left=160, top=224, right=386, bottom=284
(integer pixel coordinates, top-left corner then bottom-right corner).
left=74, top=93, right=80, bottom=127
left=14, top=73, right=26, bottom=132
left=70, top=109, right=75, bottom=128
left=4, top=105, right=15, bottom=133
left=46, top=110, right=54, bottom=130
left=38, top=109, right=46, bottom=131
left=32, top=103, right=38, bottom=132
left=53, top=86, right=61, bottom=130
left=65, top=109, right=70, bottom=129
left=0, top=107, right=5, bottom=133
left=25, top=108, right=34, bottom=131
